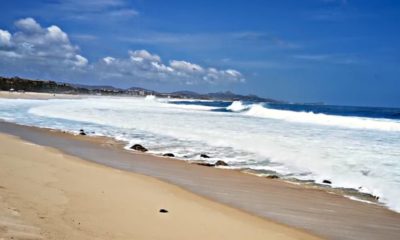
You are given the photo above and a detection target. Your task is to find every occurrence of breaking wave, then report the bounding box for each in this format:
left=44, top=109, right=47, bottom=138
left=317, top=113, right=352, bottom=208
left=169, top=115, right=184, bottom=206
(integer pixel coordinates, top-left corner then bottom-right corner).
left=226, top=101, right=248, bottom=112
left=243, top=104, right=400, bottom=132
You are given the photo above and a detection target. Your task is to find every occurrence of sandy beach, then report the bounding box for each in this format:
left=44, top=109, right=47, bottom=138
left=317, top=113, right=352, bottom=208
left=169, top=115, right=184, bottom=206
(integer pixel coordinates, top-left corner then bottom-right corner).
left=0, top=132, right=321, bottom=240
left=0, top=91, right=81, bottom=100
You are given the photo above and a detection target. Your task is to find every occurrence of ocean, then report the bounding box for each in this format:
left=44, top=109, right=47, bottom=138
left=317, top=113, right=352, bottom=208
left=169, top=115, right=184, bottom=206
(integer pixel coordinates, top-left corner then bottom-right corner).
left=1, top=96, right=399, bottom=212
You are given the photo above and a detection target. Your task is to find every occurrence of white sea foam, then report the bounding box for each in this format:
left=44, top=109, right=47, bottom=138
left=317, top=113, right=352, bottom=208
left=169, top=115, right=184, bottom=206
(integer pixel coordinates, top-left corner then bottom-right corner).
left=244, top=104, right=400, bottom=132
left=226, top=101, right=248, bottom=112
left=145, top=95, right=156, bottom=101
left=1, top=96, right=400, bottom=212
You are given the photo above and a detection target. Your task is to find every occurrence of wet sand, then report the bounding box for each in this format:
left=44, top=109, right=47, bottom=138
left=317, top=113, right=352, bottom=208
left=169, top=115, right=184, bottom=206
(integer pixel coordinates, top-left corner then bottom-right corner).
left=1, top=121, right=400, bottom=240
left=0, top=132, right=321, bottom=240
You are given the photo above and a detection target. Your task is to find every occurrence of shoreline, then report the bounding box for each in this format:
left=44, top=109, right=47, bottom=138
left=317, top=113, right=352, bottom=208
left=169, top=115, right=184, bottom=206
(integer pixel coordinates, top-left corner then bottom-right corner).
left=0, top=90, right=82, bottom=100
left=1, top=121, right=400, bottom=240
left=0, top=91, right=385, bottom=207
left=0, top=132, right=321, bottom=240
left=0, top=91, right=387, bottom=206
left=27, top=123, right=387, bottom=206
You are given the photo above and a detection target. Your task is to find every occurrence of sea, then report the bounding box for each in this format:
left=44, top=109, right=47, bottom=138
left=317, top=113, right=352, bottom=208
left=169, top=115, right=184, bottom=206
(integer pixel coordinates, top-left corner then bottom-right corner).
left=0, top=95, right=399, bottom=212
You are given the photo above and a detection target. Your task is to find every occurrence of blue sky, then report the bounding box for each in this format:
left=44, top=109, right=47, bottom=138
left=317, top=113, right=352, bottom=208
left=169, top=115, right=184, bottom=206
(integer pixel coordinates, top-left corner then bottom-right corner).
left=0, top=0, right=399, bottom=107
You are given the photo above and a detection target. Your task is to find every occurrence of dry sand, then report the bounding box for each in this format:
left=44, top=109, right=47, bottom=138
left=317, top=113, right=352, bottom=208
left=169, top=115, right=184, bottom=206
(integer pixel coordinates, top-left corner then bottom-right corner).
left=0, top=91, right=80, bottom=99
left=0, top=133, right=321, bottom=240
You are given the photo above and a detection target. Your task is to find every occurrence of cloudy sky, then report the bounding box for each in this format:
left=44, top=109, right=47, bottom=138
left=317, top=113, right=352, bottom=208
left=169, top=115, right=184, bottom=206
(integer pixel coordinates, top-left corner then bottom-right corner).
left=0, top=0, right=399, bottom=107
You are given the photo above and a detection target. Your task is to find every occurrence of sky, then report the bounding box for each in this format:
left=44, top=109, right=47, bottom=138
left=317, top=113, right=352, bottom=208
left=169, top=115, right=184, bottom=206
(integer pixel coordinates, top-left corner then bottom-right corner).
left=0, top=0, right=399, bottom=107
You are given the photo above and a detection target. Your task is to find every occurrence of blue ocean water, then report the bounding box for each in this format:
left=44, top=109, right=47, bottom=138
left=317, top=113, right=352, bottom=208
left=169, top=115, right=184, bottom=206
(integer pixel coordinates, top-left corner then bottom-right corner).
left=171, top=100, right=400, bottom=120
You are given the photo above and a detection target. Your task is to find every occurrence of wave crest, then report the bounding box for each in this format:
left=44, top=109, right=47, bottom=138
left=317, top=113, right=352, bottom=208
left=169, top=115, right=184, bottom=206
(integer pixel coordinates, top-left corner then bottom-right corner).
left=244, top=104, right=400, bottom=132
left=226, top=101, right=249, bottom=112
left=145, top=95, right=156, bottom=101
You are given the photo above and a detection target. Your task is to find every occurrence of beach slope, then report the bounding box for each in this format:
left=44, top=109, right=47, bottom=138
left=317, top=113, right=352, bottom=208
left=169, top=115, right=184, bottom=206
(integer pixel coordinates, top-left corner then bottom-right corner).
left=0, top=133, right=320, bottom=240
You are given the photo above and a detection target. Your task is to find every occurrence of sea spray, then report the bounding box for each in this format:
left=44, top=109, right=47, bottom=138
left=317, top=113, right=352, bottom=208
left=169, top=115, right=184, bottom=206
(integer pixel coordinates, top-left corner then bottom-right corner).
left=226, top=101, right=248, bottom=112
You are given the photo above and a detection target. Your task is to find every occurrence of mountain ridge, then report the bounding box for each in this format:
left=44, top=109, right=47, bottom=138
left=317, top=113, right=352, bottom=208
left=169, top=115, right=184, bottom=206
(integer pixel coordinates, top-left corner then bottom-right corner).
left=0, top=76, right=282, bottom=103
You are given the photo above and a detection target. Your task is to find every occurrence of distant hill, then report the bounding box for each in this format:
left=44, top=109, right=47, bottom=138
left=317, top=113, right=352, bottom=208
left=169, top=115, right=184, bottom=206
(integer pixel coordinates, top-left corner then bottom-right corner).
left=170, top=90, right=280, bottom=103
left=170, top=90, right=201, bottom=96
left=205, top=91, right=279, bottom=102
left=0, top=76, right=281, bottom=103
left=0, top=76, right=88, bottom=93
left=70, top=83, right=122, bottom=91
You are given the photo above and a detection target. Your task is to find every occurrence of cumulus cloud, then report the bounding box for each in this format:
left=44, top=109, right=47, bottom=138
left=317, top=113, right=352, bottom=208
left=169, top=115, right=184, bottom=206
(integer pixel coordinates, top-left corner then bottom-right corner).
left=0, top=17, right=86, bottom=68
left=74, top=55, right=88, bottom=67
left=170, top=60, right=204, bottom=73
left=96, top=50, right=244, bottom=84
left=0, top=30, right=12, bottom=48
left=103, top=56, right=116, bottom=64
left=0, top=18, right=244, bottom=86
left=129, top=49, right=161, bottom=63
left=15, top=18, right=42, bottom=33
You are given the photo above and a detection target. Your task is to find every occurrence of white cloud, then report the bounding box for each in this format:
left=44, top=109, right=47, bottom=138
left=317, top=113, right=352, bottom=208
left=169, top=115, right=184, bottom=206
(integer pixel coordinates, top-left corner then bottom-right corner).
left=0, top=18, right=245, bottom=86
left=46, top=25, right=69, bottom=42
left=42, top=0, right=138, bottom=21
left=0, top=17, right=87, bottom=69
left=0, top=30, right=12, bottom=48
left=151, top=61, right=174, bottom=73
left=103, top=56, right=116, bottom=64
left=226, top=69, right=242, bottom=78
left=203, top=68, right=245, bottom=84
left=96, top=49, right=244, bottom=84
left=14, top=18, right=42, bottom=33
left=74, top=55, right=88, bottom=67
left=129, top=49, right=161, bottom=63
left=170, top=60, right=204, bottom=73
left=293, top=54, right=359, bottom=65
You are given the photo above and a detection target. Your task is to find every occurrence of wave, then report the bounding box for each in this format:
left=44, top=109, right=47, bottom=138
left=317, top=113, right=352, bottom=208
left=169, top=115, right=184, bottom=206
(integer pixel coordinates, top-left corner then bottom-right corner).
left=243, top=104, right=400, bottom=132
left=144, top=95, right=156, bottom=101
left=2, top=97, right=400, bottom=212
left=164, top=103, right=218, bottom=111
left=226, top=101, right=249, bottom=112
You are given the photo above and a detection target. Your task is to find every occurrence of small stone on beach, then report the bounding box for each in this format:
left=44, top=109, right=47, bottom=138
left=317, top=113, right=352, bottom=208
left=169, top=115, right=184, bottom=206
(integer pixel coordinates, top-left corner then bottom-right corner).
left=266, top=175, right=279, bottom=179
left=130, top=144, right=148, bottom=152
left=163, top=153, right=175, bottom=157
left=322, top=179, right=332, bottom=184
left=215, top=160, right=228, bottom=166
left=200, top=154, right=210, bottom=158
left=195, top=162, right=215, bottom=167
left=159, top=209, right=168, bottom=213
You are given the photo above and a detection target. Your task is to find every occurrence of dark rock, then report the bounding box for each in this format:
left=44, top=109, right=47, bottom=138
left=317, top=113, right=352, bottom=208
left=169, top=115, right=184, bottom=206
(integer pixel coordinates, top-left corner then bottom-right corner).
left=79, top=129, right=86, bottom=136
left=163, top=153, right=175, bottom=157
left=159, top=209, right=168, bottom=213
left=130, top=144, right=148, bottom=152
left=215, top=160, right=228, bottom=166
left=200, top=154, right=210, bottom=158
left=322, top=179, right=332, bottom=184
left=361, top=170, right=370, bottom=176
left=195, top=162, right=215, bottom=167
left=266, top=175, right=279, bottom=179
